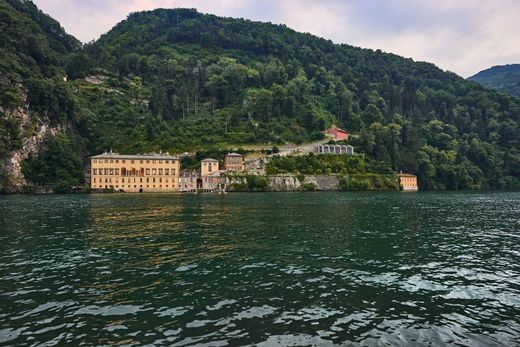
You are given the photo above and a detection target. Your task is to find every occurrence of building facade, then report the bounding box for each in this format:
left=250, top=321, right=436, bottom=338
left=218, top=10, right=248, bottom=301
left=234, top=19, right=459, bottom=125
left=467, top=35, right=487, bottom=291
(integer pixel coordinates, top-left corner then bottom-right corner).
left=202, top=172, right=226, bottom=192
left=399, top=173, right=418, bottom=191
left=316, top=144, right=354, bottom=155
left=201, top=158, right=219, bottom=176
left=326, top=126, right=350, bottom=141
left=178, top=170, right=200, bottom=192
left=90, top=152, right=180, bottom=192
left=224, top=153, right=245, bottom=172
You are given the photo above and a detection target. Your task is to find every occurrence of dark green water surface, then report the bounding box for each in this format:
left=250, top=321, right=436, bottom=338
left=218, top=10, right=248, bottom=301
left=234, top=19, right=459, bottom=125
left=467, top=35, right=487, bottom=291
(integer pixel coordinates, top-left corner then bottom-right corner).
left=0, top=192, right=519, bottom=346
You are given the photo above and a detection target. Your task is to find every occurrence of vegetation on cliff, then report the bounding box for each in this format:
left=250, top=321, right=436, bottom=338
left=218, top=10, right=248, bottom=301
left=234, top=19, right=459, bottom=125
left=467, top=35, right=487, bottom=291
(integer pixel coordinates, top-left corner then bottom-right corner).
left=0, top=0, right=84, bottom=191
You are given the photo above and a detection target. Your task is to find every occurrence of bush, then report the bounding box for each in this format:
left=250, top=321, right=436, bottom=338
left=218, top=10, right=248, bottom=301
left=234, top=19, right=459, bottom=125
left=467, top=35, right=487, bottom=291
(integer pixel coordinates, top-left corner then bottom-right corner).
left=339, top=174, right=398, bottom=191
left=301, top=182, right=317, bottom=191
left=53, top=179, right=74, bottom=194
left=246, top=175, right=268, bottom=191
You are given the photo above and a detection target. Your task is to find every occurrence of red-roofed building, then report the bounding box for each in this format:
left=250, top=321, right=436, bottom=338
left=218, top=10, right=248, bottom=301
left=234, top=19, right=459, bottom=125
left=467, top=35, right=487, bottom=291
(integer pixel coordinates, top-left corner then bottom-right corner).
left=326, top=126, right=349, bottom=141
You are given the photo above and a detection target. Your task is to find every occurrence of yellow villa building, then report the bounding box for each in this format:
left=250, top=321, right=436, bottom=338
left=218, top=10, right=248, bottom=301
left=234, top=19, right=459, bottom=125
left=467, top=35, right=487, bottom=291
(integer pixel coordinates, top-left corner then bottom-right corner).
left=90, top=152, right=180, bottom=192
left=399, top=172, right=418, bottom=191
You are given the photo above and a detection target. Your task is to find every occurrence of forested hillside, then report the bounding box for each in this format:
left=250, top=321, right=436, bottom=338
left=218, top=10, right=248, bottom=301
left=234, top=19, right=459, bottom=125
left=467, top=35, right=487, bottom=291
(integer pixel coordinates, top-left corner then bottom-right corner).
left=0, top=0, right=86, bottom=192
left=469, top=64, right=520, bottom=98
left=1, top=3, right=519, bottom=191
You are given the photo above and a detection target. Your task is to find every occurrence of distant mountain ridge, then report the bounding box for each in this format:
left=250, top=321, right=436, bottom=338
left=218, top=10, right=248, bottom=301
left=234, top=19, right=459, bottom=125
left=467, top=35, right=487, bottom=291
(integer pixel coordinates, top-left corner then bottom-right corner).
left=469, top=64, right=520, bottom=97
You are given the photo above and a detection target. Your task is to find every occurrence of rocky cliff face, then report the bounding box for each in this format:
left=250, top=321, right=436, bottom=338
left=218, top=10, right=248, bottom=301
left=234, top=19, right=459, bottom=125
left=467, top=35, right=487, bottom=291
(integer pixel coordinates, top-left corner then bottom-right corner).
left=0, top=95, right=61, bottom=193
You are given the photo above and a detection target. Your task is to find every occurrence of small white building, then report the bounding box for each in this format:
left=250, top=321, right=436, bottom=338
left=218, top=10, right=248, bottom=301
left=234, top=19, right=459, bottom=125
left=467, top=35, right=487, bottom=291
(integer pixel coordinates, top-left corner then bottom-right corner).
left=316, top=144, right=354, bottom=155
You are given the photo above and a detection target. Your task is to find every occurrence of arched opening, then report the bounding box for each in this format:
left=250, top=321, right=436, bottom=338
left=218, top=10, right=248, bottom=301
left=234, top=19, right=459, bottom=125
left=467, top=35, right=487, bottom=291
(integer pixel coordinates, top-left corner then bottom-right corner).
left=131, top=168, right=137, bottom=176
left=139, top=188, right=143, bottom=193
left=121, top=168, right=127, bottom=176
left=139, top=168, right=144, bottom=176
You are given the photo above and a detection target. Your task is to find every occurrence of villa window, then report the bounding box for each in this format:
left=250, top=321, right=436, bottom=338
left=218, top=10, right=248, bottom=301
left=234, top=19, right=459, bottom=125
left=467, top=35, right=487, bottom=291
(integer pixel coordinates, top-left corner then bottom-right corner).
left=115, top=160, right=119, bottom=163
left=147, top=178, right=149, bottom=183
left=165, top=160, right=169, bottom=164
left=131, top=160, right=134, bottom=164
left=115, top=169, right=119, bottom=175
left=146, top=168, right=150, bottom=175
left=153, top=178, right=156, bottom=183
left=152, top=169, right=156, bottom=175
left=110, top=168, right=114, bottom=175
left=104, top=168, right=109, bottom=175
left=122, top=178, right=125, bottom=183
left=93, top=178, right=96, bottom=183
left=165, top=169, right=169, bottom=175
left=122, top=160, right=126, bottom=163
left=140, top=160, right=143, bottom=164
left=159, top=160, right=162, bottom=164
left=159, top=178, right=162, bottom=183
left=93, top=168, right=97, bottom=175
left=159, top=169, right=163, bottom=175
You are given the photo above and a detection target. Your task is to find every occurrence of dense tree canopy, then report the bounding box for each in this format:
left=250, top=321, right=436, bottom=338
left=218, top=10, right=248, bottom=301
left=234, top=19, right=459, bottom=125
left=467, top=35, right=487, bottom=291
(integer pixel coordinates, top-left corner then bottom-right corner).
left=1, top=3, right=519, bottom=190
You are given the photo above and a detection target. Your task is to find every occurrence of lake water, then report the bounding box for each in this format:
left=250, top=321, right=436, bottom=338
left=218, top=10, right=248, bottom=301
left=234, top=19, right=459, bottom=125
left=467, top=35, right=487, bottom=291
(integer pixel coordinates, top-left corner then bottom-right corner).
left=0, top=192, right=519, bottom=346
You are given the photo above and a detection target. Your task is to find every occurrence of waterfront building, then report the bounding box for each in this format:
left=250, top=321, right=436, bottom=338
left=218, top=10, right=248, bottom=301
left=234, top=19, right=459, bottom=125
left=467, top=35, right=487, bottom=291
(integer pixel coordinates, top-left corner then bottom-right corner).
left=326, top=125, right=350, bottom=141
left=90, top=151, right=180, bottom=192
left=179, top=170, right=200, bottom=192
left=224, top=153, right=245, bottom=172
left=202, top=171, right=226, bottom=192
left=399, top=172, right=418, bottom=191
left=201, top=158, right=219, bottom=176
left=316, top=144, right=354, bottom=155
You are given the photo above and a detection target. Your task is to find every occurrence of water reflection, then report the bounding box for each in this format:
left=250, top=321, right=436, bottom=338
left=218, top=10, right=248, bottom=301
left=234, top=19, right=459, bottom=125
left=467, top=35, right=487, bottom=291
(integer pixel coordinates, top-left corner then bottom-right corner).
left=0, top=192, right=519, bottom=346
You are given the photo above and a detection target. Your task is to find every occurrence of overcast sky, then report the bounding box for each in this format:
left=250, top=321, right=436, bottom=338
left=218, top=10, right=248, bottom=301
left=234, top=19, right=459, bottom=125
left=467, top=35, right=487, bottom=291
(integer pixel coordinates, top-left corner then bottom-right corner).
left=33, top=0, right=520, bottom=77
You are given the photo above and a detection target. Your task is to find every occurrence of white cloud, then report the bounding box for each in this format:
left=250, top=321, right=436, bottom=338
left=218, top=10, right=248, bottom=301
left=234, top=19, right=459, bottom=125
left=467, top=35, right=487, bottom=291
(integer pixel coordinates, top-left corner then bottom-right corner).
left=33, top=0, right=520, bottom=77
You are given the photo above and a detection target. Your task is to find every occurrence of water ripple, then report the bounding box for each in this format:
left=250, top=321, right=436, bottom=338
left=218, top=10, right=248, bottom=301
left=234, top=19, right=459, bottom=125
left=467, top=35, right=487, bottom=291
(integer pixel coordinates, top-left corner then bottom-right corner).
left=0, top=192, right=519, bottom=346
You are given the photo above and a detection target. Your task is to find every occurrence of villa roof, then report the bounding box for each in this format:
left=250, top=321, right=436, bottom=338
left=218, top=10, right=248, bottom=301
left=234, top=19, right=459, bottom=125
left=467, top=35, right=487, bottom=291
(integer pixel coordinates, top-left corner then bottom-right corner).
left=201, top=158, right=219, bottom=162
left=225, top=153, right=243, bottom=157
left=91, top=152, right=178, bottom=160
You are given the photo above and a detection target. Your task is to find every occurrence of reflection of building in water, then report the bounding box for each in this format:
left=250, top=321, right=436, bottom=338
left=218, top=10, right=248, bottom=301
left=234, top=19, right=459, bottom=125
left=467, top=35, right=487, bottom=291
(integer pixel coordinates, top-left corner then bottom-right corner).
left=90, top=151, right=180, bottom=192
left=399, top=172, right=418, bottom=191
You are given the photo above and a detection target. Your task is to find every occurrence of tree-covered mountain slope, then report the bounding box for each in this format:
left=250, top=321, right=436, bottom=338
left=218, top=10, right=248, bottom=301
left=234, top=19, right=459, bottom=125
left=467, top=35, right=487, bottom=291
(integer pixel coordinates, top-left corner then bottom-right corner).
left=1, top=3, right=519, bottom=191
left=469, top=64, right=520, bottom=98
left=0, top=0, right=85, bottom=192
